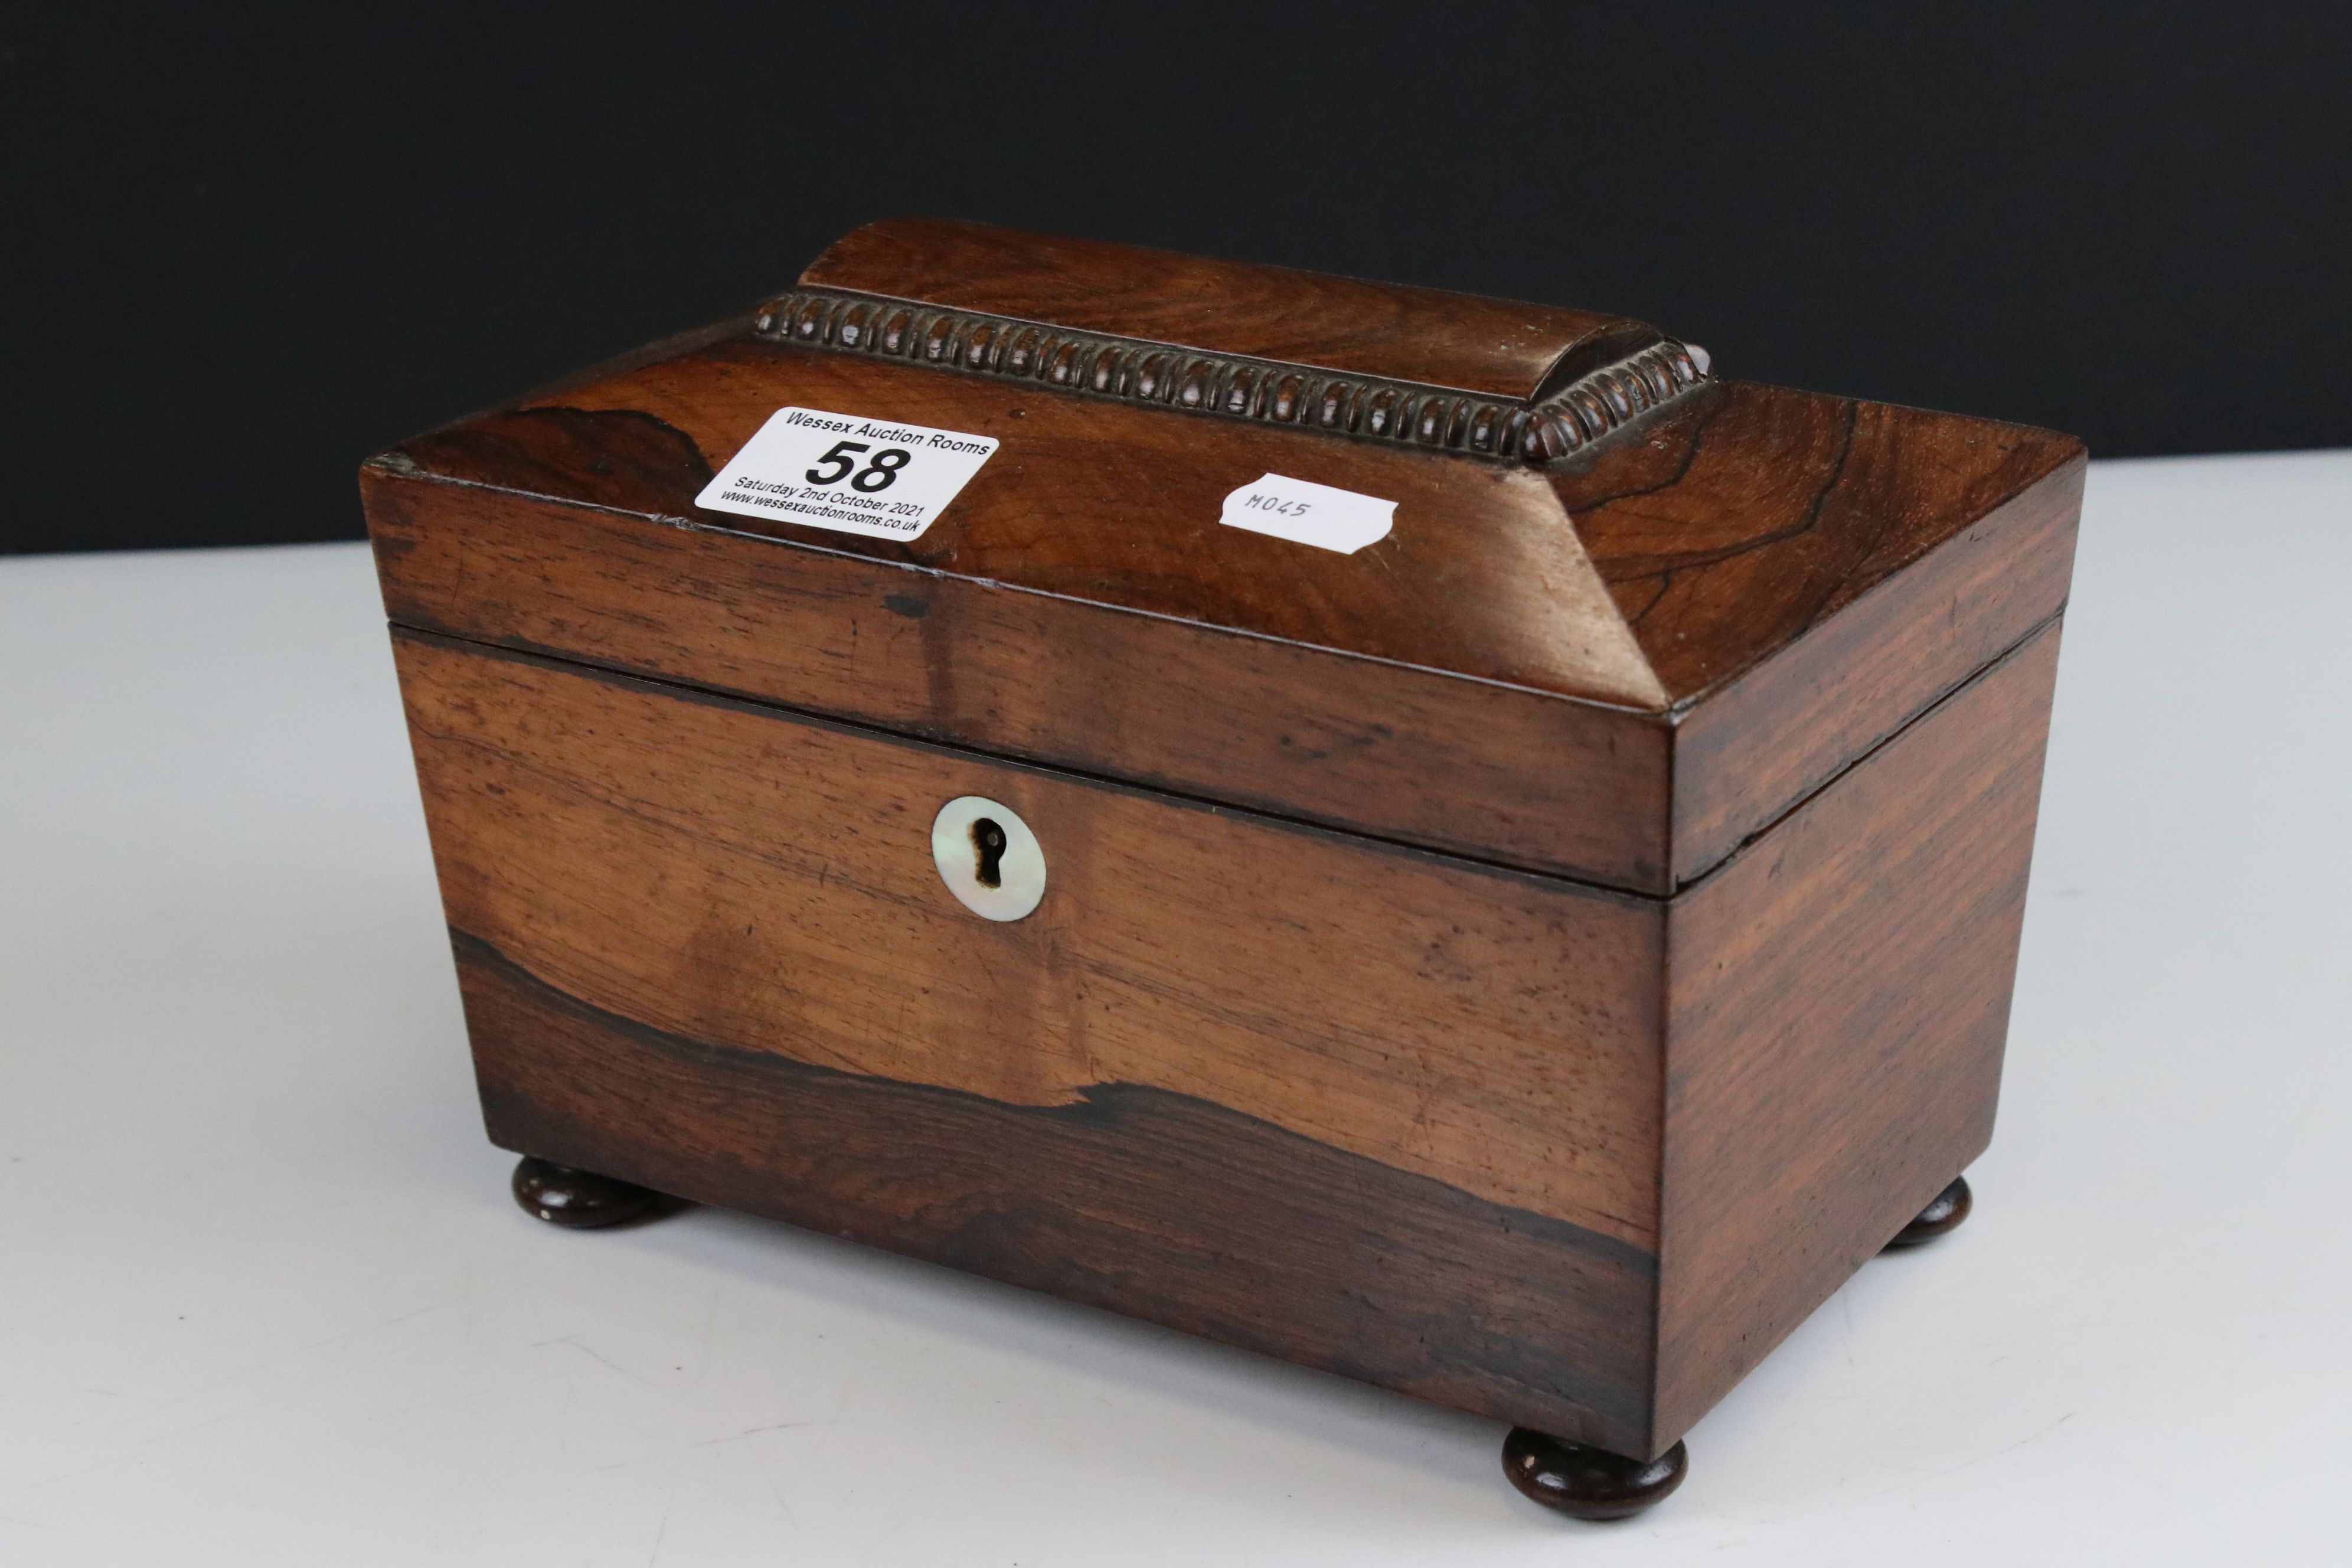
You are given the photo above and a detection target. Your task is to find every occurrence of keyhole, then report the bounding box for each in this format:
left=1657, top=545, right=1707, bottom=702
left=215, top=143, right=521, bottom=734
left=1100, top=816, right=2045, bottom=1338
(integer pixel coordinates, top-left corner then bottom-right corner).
left=932, top=796, right=1043, bottom=922
left=971, top=818, right=1007, bottom=888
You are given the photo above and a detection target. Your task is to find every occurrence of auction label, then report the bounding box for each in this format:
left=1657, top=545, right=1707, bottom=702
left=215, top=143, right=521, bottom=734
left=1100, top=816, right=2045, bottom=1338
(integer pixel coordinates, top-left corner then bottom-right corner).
left=1219, top=472, right=1395, bottom=554
left=697, top=407, right=999, bottom=541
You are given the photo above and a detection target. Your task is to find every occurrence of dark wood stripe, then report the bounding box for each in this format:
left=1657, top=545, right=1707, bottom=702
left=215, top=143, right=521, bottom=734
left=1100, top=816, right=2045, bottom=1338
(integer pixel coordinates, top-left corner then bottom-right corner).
left=455, top=928, right=1661, bottom=1453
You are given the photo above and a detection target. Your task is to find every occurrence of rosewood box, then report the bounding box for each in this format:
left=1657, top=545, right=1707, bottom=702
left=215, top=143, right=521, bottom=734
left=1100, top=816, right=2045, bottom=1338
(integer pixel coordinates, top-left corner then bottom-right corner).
left=364, top=219, right=2082, bottom=1518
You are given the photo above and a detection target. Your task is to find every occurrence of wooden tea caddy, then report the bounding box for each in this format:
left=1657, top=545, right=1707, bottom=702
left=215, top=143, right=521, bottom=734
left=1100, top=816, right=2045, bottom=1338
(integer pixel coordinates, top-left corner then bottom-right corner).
left=364, top=219, right=2082, bottom=1520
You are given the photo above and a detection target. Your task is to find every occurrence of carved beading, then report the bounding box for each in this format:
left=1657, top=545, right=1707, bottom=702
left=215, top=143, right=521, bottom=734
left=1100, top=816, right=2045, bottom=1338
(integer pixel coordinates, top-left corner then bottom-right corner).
left=751, top=288, right=1709, bottom=463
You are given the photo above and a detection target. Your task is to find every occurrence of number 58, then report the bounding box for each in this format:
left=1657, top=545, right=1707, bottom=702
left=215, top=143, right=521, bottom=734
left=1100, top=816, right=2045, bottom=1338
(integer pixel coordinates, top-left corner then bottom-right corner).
left=806, top=440, right=912, bottom=492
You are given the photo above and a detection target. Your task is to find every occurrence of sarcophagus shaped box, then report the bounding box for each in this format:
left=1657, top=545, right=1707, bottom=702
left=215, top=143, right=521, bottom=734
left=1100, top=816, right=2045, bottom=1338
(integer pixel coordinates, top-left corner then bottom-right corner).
left=364, top=219, right=2080, bottom=1517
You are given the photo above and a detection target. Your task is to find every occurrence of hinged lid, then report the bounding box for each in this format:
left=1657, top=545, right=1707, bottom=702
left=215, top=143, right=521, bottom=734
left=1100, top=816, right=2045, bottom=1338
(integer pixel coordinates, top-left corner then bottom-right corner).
left=364, top=219, right=2083, bottom=894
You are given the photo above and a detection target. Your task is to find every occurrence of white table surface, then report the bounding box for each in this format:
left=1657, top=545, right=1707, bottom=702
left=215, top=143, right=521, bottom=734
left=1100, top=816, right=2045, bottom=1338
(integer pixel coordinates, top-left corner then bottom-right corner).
left=4, top=450, right=2349, bottom=1565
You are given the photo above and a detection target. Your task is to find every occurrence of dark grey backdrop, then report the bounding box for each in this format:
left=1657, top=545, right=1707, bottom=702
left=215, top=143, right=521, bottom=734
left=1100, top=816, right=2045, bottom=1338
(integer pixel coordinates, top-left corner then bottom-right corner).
left=4, top=2, right=2346, bottom=555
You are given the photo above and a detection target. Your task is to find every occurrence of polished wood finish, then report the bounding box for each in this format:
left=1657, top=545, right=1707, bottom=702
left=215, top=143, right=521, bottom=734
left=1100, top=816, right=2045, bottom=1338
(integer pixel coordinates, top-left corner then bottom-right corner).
left=385, top=349, right=1671, bottom=707
left=1886, top=1177, right=1975, bottom=1249
left=394, top=629, right=1662, bottom=1244
left=510, top=1155, right=663, bottom=1229
left=801, top=217, right=1651, bottom=400
left=463, top=927, right=1657, bottom=1448
left=390, top=610, right=2055, bottom=1458
left=1559, top=383, right=2079, bottom=702
left=769, top=220, right=1709, bottom=463
left=1501, top=1428, right=1688, bottom=1521
left=365, top=461, right=1676, bottom=890
left=365, top=321, right=2076, bottom=893
left=364, top=219, right=2082, bottom=1477
left=750, top=283, right=1704, bottom=464
left=1554, top=383, right=2083, bottom=879
left=1653, top=625, right=2060, bottom=1443
left=368, top=452, right=1680, bottom=888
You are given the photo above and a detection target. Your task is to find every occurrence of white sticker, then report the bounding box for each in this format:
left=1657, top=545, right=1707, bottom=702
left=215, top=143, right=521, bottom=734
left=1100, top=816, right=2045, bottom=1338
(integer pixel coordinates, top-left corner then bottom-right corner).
left=1218, top=473, right=1396, bottom=554
left=696, top=407, right=999, bottom=541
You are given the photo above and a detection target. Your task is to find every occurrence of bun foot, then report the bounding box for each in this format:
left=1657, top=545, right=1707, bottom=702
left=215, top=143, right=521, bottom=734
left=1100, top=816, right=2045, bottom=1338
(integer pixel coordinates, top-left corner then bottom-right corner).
left=1885, top=1175, right=1973, bottom=1249
left=511, top=1156, right=663, bottom=1229
left=1501, top=1427, right=1687, bottom=1520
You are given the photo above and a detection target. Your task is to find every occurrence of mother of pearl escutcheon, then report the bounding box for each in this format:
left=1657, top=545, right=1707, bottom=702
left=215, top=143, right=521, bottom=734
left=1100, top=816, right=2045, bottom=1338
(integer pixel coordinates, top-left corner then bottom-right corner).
left=930, top=795, right=1047, bottom=922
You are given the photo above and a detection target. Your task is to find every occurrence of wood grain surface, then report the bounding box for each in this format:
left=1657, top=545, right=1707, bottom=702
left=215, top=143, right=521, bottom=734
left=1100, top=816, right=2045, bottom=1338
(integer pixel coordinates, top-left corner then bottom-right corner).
left=1654, top=620, right=2064, bottom=1442
left=511, top=341, right=1672, bottom=707
left=1665, top=453, right=2080, bottom=880
left=390, top=610, right=2066, bottom=1458
left=366, top=463, right=1680, bottom=891
left=1556, top=378, right=2082, bottom=704
left=459, top=929, right=1660, bottom=1451
left=393, top=630, right=1665, bottom=1246
left=801, top=217, right=1654, bottom=400
left=367, top=224, right=2081, bottom=1459
left=368, top=326, right=2077, bottom=891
